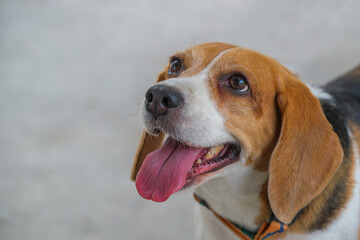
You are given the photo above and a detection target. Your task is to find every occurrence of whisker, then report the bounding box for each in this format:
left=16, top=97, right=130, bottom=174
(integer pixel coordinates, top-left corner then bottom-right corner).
left=188, top=29, right=196, bottom=49
left=119, top=111, right=139, bottom=128
left=177, top=36, right=187, bottom=48
left=119, top=102, right=142, bottom=106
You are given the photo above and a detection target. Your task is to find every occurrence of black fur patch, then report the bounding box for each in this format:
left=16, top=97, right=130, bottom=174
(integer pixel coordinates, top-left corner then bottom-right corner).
left=306, top=66, right=360, bottom=231
left=324, top=65, right=360, bottom=126
left=320, top=100, right=350, bottom=158
left=306, top=99, right=351, bottom=231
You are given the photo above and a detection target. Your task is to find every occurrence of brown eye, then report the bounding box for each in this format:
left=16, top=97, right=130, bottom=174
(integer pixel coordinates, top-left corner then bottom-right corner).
left=169, top=59, right=182, bottom=75
left=228, top=75, right=249, bottom=92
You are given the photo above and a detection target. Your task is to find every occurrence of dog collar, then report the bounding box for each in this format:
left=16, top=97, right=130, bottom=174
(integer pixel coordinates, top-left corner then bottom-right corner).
left=193, top=194, right=288, bottom=240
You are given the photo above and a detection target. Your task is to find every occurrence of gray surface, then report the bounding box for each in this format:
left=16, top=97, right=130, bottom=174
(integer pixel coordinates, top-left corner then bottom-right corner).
left=0, top=0, right=359, bottom=239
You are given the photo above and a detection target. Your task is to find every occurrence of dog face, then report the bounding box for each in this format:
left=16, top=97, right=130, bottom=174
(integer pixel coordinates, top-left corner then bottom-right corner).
left=132, top=42, right=343, bottom=224
left=141, top=43, right=238, bottom=147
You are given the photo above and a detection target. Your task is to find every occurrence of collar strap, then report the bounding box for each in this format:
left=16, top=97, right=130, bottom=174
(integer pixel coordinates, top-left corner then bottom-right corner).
left=193, top=194, right=288, bottom=240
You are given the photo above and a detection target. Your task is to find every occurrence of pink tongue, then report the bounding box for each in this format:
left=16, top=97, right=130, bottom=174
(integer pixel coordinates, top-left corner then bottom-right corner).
left=135, top=139, right=203, bottom=202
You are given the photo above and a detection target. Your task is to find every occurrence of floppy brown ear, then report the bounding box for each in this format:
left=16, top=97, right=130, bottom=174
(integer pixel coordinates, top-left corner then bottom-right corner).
left=130, top=131, right=165, bottom=181
left=130, top=70, right=167, bottom=181
left=268, top=73, right=343, bottom=224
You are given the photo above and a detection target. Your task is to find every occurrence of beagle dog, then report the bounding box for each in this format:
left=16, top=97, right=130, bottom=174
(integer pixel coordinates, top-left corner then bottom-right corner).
left=131, top=42, right=360, bottom=240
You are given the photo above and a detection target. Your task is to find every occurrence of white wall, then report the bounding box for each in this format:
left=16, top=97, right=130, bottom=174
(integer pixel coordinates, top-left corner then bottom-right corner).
left=0, top=0, right=359, bottom=239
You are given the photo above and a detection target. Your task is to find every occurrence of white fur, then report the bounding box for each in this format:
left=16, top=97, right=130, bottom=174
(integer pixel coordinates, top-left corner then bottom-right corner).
left=194, top=164, right=268, bottom=235
left=308, top=85, right=334, bottom=101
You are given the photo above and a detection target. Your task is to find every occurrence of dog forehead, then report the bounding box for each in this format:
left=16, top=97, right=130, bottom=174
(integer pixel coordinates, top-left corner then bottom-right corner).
left=187, top=42, right=237, bottom=61
left=179, top=42, right=237, bottom=77
left=165, top=47, right=236, bottom=91
left=180, top=44, right=274, bottom=81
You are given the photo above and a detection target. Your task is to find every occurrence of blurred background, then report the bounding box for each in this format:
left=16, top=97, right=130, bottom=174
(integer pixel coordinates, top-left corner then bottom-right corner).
left=0, top=0, right=359, bottom=239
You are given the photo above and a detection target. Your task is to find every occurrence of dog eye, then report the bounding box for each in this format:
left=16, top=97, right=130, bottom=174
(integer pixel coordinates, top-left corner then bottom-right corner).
left=169, top=58, right=182, bottom=75
left=228, top=75, right=249, bottom=92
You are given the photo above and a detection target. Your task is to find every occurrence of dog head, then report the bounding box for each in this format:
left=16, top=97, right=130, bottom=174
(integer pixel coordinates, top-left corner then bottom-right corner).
left=131, top=42, right=343, bottom=224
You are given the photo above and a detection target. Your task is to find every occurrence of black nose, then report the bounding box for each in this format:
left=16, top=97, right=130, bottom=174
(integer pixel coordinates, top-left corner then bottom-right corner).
left=145, top=85, right=184, bottom=118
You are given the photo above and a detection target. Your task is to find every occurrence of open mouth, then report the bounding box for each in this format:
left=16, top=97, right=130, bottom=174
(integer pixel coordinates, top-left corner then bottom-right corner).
left=135, top=138, right=240, bottom=202
left=185, top=143, right=240, bottom=185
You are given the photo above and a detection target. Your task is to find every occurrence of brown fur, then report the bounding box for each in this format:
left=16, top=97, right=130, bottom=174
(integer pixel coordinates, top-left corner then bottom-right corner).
left=173, top=43, right=236, bottom=78
left=268, top=70, right=343, bottom=224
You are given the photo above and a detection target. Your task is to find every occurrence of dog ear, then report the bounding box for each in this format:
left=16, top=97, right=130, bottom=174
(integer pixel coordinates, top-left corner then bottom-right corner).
left=130, top=131, right=165, bottom=181
left=130, top=70, right=167, bottom=181
left=268, top=72, right=343, bottom=224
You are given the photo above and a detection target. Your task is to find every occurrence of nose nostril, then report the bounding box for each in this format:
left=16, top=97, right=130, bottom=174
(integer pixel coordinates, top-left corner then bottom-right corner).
left=161, top=97, right=169, bottom=107
left=145, top=91, right=153, bottom=103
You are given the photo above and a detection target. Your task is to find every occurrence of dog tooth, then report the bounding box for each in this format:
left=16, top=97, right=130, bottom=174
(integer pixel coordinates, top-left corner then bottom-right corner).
left=196, top=159, right=202, bottom=165
left=204, top=144, right=225, bottom=159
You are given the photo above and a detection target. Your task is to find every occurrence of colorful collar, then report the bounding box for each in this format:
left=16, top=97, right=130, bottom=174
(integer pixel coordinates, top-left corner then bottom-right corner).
left=193, top=194, right=288, bottom=240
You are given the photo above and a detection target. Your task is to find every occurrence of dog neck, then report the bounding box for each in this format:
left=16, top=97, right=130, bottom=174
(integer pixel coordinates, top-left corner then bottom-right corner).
left=194, top=163, right=269, bottom=232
